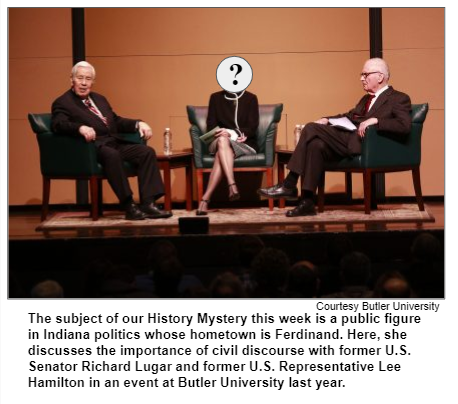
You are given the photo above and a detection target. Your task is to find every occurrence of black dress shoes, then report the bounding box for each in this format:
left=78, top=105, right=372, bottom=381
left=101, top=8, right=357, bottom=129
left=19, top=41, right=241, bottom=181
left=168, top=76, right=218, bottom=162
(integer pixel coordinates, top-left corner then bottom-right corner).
left=196, top=200, right=209, bottom=216
left=125, top=202, right=148, bottom=220
left=140, top=202, right=173, bottom=219
left=228, top=183, right=240, bottom=201
left=257, top=183, right=298, bottom=200
left=286, top=198, right=317, bottom=217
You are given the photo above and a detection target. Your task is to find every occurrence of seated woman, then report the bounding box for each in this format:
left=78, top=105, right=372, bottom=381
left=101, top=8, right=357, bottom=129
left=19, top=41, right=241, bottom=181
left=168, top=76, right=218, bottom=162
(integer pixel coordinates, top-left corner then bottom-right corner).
left=197, top=90, right=260, bottom=215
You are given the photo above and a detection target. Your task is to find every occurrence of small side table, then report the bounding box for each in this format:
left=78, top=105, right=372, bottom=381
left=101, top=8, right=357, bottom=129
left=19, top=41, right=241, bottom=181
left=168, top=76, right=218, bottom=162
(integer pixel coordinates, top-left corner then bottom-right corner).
left=157, top=150, right=193, bottom=211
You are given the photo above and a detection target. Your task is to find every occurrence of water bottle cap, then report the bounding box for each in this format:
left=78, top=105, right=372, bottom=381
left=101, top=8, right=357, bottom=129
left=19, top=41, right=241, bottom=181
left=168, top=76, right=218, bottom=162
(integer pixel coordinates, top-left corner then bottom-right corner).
left=295, top=124, right=301, bottom=128
left=165, top=128, right=170, bottom=131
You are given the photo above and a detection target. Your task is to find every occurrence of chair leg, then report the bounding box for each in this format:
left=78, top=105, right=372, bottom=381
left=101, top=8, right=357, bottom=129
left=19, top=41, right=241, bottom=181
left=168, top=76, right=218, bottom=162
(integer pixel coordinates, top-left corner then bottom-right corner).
left=370, top=173, right=378, bottom=210
left=266, top=168, right=274, bottom=211
left=41, top=177, right=51, bottom=221
left=363, top=170, right=372, bottom=214
left=412, top=167, right=425, bottom=211
left=317, top=172, right=325, bottom=213
left=97, top=179, right=104, bottom=217
left=345, top=172, right=353, bottom=204
left=196, top=170, right=204, bottom=207
left=278, top=161, right=286, bottom=209
left=162, top=161, right=172, bottom=211
left=89, top=177, right=99, bottom=221
left=185, top=164, right=193, bottom=211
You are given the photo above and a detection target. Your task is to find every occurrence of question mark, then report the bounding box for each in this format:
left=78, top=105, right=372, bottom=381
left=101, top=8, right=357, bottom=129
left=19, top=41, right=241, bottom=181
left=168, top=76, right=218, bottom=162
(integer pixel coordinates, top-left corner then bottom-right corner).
left=230, top=64, right=242, bottom=85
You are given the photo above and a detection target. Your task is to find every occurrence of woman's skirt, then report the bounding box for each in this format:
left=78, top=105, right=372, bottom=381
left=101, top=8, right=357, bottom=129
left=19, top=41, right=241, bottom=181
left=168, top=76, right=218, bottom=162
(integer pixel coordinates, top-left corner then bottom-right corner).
left=208, top=139, right=257, bottom=158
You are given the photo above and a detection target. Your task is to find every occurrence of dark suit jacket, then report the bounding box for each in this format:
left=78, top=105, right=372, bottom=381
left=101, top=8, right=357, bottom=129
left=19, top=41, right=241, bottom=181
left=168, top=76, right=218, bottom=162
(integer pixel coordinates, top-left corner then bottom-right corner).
left=328, top=86, right=412, bottom=155
left=51, top=89, right=139, bottom=143
left=206, top=91, right=260, bottom=150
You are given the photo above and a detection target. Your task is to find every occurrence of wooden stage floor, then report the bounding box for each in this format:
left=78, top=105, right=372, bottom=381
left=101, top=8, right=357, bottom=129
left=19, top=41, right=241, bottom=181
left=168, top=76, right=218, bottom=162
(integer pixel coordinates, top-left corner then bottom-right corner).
left=9, top=202, right=444, bottom=240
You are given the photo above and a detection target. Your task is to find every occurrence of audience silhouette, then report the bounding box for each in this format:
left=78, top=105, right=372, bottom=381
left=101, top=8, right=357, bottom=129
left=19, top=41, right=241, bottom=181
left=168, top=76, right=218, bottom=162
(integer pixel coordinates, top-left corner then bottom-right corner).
left=30, top=280, right=64, bottom=298
left=373, top=271, right=413, bottom=298
left=322, top=251, right=373, bottom=298
left=20, top=232, right=442, bottom=299
left=285, top=261, right=319, bottom=298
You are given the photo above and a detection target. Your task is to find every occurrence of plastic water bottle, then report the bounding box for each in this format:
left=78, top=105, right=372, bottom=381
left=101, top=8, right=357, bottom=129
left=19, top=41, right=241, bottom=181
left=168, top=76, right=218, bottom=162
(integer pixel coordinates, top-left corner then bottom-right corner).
left=163, top=128, right=172, bottom=155
left=294, top=124, right=302, bottom=146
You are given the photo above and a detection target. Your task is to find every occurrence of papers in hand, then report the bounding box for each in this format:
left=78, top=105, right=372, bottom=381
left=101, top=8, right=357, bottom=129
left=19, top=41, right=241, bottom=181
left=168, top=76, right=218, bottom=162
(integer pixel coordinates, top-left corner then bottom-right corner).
left=199, top=126, right=220, bottom=145
left=328, top=117, right=357, bottom=131
left=199, top=127, right=239, bottom=144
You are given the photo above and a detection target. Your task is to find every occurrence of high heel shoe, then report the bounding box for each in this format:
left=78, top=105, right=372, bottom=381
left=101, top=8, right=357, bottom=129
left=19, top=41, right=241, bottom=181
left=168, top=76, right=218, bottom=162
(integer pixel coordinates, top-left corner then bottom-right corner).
left=228, top=183, right=240, bottom=201
left=196, top=200, right=210, bottom=216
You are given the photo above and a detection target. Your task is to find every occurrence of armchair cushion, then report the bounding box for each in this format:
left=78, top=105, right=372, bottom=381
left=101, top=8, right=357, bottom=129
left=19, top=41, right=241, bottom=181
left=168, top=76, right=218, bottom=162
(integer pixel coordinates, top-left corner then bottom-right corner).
left=202, top=153, right=268, bottom=168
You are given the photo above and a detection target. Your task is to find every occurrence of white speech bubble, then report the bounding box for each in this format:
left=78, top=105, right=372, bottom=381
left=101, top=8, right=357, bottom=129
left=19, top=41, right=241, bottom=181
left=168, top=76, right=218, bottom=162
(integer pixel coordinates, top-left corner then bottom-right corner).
left=216, top=56, right=253, bottom=93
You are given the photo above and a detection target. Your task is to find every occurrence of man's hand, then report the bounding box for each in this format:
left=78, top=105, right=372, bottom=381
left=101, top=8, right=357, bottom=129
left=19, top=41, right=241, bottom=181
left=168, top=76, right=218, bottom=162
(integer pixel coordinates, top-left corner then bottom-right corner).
left=79, top=125, right=96, bottom=142
left=357, top=117, right=378, bottom=138
left=314, top=118, right=329, bottom=125
left=138, top=121, right=153, bottom=140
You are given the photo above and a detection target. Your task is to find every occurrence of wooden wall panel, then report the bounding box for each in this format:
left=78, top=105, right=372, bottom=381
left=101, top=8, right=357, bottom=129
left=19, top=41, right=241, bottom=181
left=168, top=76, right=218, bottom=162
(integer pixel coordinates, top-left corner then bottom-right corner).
left=86, top=8, right=368, bottom=56
left=383, top=8, right=444, bottom=197
left=9, top=8, right=72, bottom=206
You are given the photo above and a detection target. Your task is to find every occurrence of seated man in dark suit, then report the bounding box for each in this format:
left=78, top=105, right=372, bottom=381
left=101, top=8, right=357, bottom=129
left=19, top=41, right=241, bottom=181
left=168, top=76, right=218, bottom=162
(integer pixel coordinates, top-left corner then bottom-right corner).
left=52, top=61, right=172, bottom=220
left=258, top=58, right=412, bottom=217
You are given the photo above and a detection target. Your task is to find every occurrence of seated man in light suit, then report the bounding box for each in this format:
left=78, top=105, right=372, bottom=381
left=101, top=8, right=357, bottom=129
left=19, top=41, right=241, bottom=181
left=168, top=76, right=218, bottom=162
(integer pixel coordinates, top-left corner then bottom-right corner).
left=258, top=58, right=412, bottom=217
left=52, top=61, right=172, bottom=220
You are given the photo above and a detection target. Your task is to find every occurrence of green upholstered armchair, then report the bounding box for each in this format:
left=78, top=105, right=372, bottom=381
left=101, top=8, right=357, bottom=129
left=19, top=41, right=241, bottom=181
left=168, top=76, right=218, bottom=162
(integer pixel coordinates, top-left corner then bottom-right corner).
left=186, top=104, right=283, bottom=211
left=28, top=113, right=142, bottom=221
left=317, top=103, right=429, bottom=214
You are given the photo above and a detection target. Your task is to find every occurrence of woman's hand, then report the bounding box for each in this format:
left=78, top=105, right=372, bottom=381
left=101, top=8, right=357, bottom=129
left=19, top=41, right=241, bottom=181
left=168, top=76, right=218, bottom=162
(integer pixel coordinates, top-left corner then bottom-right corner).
left=236, top=134, right=247, bottom=143
left=214, top=128, right=231, bottom=138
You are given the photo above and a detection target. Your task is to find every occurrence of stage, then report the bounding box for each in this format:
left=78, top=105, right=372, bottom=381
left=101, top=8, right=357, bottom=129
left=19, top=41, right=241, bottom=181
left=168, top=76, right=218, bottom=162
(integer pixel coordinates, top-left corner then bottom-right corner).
left=9, top=202, right=444, bottom=298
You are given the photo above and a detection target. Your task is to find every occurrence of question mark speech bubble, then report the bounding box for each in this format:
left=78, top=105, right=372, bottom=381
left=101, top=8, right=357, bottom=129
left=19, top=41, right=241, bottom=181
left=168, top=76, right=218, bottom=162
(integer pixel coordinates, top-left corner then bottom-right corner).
left=216, top=56, right=253, bottom=93
left=230, top=64, right=242, bottom=85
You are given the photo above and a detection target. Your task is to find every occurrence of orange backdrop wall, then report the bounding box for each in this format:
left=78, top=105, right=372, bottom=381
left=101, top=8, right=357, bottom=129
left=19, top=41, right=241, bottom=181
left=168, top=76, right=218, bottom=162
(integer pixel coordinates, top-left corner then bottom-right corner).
left=9, top=8, right=73, bottom=205
left=383, top=8, right=444, bottom=197
left=8, top=8, right=444, bottom=206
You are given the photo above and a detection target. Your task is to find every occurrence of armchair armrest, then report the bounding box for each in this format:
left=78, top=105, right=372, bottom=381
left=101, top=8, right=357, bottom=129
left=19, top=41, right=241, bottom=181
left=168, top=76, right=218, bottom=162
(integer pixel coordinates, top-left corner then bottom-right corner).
left=36, top=131, right=101, bottom=177
left=187, top=106, right=210, bottom=168
left=360, top=125, right=422, bottom=168
left=257, top=103, right=283, bottom=166
left=189, top=125, right=207, bottom=168
left=117, top=131, right=144, bottom=144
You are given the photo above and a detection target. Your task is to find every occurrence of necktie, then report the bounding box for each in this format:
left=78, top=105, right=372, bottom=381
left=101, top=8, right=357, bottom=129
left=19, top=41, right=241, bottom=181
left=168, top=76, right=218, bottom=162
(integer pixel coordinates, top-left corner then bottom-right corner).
left=84, top=98, right=108, bottom=126
left=364, top=94, right=375, bottom=115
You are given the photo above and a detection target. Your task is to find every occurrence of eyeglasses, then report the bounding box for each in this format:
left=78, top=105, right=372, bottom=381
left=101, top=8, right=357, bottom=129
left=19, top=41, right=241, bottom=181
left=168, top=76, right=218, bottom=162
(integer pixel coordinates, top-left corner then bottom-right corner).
left=360, top=71, right=382, bottom=79
left=74, top=75, right=94, bottom=82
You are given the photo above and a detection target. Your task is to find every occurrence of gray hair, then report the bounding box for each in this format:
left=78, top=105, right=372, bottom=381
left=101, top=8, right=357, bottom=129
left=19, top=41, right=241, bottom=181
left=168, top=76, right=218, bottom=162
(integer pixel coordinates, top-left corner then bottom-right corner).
left=71, top=61, right=96, bottom=79
left=31, top=280, right=64, bottom=298
left=369, top=58, right=390, bottom=80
